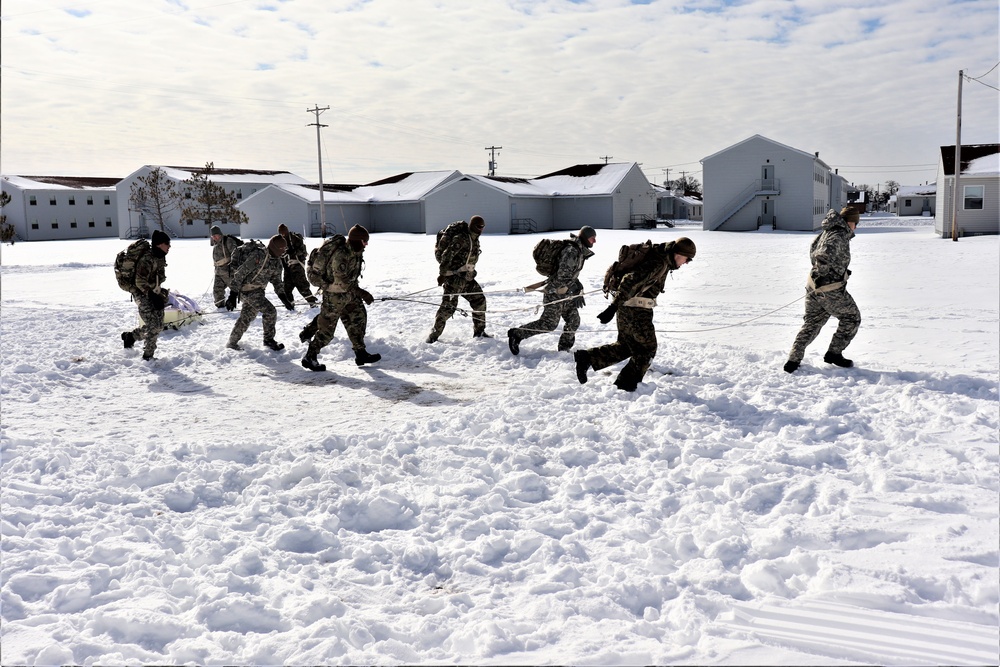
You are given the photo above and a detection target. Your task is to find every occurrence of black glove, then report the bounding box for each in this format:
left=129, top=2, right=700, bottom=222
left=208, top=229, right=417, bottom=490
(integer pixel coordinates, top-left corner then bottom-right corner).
left=225, top=292, right=238, bottom=311
left=597, top=303, right=618, bottom=324
left=279, top=293, right=295, bottom=310
left=357, top=288, right=374, bottom=305
left=572, top=296, right=586, bottom=309
left=147, top=291, right=165, bottom=310
left=437, top=275, right=446, bottom=286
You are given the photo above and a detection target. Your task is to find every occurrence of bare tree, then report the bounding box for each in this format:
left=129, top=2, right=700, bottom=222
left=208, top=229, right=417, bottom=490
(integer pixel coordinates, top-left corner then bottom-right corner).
left=129, top=167, right=181, bottom=233
left=0, top=191, right=14, bottom=244
left=179, top=162, right=248, bottom=227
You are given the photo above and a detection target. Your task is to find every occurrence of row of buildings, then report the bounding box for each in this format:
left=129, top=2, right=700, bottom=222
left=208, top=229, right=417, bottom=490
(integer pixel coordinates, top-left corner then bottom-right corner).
left=3, top=136, right=998, bottom=242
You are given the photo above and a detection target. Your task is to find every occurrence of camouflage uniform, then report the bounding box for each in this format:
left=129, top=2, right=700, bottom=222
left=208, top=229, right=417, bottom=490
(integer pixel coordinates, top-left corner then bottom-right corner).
left=128, top=248, right=169, bottom=359
left=788, top=209, right=860, bottom=363
left=430, top=227, right=487, bottom=339
left=587, top=242, right=679, bottom=390
left=304, top=239, right=372, bottom=356
left=280, top=230, right=317, bottom=306
left=510, top=235, right=595, bottom=351
left=228, top=244, right=285, bottom=347
left=212, top=235, right=242, bottom=308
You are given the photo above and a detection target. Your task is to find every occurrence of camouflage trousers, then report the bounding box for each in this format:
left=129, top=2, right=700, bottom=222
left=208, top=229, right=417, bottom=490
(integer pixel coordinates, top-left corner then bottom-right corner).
left=432, top=274, right=487, bottom=337
left=588, top=305, right=657, bottom=386
left=229, top=289, right=277, bottom=344
left=308, top=291, right=368, bottom=351
left=213, top=267, right=233, bottom=308
left=511, top=292, right=582, bottom=351
left=130, top=293, right=164, bottom=358
left=282, top=262, right=316, bottom=304
left=788, top=287, right=861, bottom=362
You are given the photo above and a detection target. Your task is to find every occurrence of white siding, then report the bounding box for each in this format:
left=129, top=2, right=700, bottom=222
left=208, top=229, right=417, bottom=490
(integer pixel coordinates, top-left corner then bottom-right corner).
left=423, top=179, right=510, bottom=235
left=2, top=180, right=118, bottom=241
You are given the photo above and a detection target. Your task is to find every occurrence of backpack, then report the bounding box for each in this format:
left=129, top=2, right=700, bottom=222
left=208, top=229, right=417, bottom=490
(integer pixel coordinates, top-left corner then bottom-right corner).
left=532, top=238, right=573, bottom=277
left=227, top=234, right=245, bottom=248
left=230, top=239, right=264, bottom=274
left=434, top=221, right=469, bottom=264
left=306, top=234, right=346, bottom=287
left=114, top=239, right=150, bottom=293
left=602, top=240, right=653, bottom=298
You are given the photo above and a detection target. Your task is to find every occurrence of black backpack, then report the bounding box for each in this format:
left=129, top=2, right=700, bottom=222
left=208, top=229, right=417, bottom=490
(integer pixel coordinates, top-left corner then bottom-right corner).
left=114, top=239, right=150, bottom=293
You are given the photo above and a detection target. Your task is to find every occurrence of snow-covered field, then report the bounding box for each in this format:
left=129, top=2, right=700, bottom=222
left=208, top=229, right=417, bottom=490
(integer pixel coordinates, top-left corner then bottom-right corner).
left=2, top=215, right=998, bottom=665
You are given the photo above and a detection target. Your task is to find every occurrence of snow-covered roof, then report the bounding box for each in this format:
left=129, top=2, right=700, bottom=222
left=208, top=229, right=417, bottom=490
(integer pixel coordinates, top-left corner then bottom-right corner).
left=462, top=174, right=551, bottom=197
left=356, top=170, right=462, bottom=202
left=529, top=163, right=637, bottom=196
left=964, top=153, right=1000, bottom=177
left=701, top=134, right=831, bottom=170
left=897, top=184, right=936, bottom=197
left=2, top=175, right=120, bottom=190
left=939, top=144, right=1000, bottom=177
left=242, top=183, right=370, bottom=205
left=154, top=165, right=310, bottom=186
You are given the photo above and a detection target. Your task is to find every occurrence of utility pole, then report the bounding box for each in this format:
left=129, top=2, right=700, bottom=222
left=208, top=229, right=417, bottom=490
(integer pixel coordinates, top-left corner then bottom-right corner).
left=599, top=155, right=613, bottom=164
left=485, top=146, right=502, bottom=176
left=662, top=168, right=671, bottom=189
left=307, top=105, right=330, bottom=237
left=951, top=70, right=963, bottom=242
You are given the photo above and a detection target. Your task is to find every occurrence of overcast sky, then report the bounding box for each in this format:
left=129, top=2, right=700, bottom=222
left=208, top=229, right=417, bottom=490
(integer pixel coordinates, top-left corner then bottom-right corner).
left=1, top=0, right=997, bottom=189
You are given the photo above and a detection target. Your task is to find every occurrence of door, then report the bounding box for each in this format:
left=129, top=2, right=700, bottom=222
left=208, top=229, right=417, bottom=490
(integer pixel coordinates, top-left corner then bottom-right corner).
left=761, top=199, right=774, bottom=228
left=761, top=165, right=775, bottom=190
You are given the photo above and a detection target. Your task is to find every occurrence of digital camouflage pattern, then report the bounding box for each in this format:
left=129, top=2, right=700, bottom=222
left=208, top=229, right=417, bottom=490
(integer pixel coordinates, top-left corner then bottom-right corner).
left=212, top=235, right=242, bottom=307
left=280, top=231, right=316, bottom=304
left=127, top=250, right=168, bottom=358
left=228, top=244, right=285, bottom=346
left=308, top=241, right=371, bottom=352
left=788, top=209, right=860, bottom=362
left=431, top=227, right=486, bottom=338
left=511, top=235, right=595, bottom=350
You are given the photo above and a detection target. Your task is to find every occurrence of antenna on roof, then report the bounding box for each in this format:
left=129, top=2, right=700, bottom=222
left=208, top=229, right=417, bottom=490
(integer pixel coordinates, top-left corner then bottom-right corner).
left=600, top=156, right=613, bottom=164
left=485, top=146, right=502, bottom=176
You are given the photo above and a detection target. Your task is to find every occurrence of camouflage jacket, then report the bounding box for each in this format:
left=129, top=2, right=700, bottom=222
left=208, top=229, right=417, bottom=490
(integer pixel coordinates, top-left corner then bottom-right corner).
left=283, top=231, right=309, bottom=265
left=324, top=242, right=365, bottom=293
left=615, top=240, right=679, bottom=303
left=547, top=236, right=594, bottom=296
left=134, top=250, right=167, bottom=295
left=439, top=230, right=481, bottom=276
left=809, top=209, right=854, bottom=287
left=212, top=235, right=242, bottom=270
left=232, top=244, right=283, bottom=294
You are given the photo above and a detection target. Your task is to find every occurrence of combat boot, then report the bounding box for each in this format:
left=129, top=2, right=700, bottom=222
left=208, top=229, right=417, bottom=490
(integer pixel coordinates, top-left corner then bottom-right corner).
left=783, top=360, right=800, bottom=373
left=473, top=330, right=492, bottom=339
left=574, top=349, right=591, bottom=384
left=355, top=349, right=382, bottom=366
left=226, top=341, right=243, bottom=351
left=823, top=351, right=853, bottom=368
left=301, top=343, right=325, bottom=372
left=507, top=329, right=520, bottom=355
left=263, top=338, right=285, bottom=351
left=121, top=331, right=136, bottom=349
left=426, top=331, right=440, bottom=344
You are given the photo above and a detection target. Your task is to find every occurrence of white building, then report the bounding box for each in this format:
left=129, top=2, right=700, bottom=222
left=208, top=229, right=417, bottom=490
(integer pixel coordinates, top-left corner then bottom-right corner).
left=2, top=175, right=120, bottom=241
left=934, top=144, right=999, bottom=237
left=896, top=184, right=936, bottom=217
left=701, top=135, right=839, bottom=232
left=116, top=166, right=310, bottom=240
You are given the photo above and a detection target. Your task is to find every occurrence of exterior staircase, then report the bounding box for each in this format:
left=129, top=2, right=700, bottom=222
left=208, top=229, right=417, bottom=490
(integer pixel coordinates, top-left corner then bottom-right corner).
left=708, top=179, right=780, bottom=230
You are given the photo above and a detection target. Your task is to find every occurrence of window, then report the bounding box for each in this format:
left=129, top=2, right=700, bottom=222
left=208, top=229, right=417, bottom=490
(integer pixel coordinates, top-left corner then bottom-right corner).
left=69, top=196, right=75, bottom=205
left=964, top=185, right=984, bottom=210
left=104, top=196, right=111, bottom=205
left=31, top=223, right=39, bottom=230
left=50, top=197, right=57, bottom=205
left=904, top=199, right=912, bottom=207
left=71, top=221, right=78, bottom=228
left=87, top=196, right=94, bottom=205
left=236, top=189, right=243, bottom=200
left=29, top=196, right=37, bottom=206
left=89, top=220, right=96, bottom=228
left=105, top=218, right=113, bottom=227
left=52, top=223, right=59, bottom=229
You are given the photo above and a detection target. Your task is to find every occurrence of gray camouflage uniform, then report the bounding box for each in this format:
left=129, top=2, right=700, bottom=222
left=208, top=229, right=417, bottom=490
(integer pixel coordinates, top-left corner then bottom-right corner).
left=511, top=235, right=594, bottom=351
left=228, top=244, right=284, bottom=346
left=431, top=227, right=487, bottom=339
left=128, top=249, right=168, bottom=359
left=280, top=231, right=317, bottom=305
left=588, top=241, right=679, bottom=389
left=304, top=241, right=371, bottom=354
left=212, top=235, right=242, bottom=307
left=787, top=209, right=861, bottom=363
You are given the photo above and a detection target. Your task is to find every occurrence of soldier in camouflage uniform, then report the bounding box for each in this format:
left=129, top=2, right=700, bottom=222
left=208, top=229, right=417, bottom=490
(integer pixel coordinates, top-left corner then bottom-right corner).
left=508, top=226, right=597, bottom=355
left=121, top=229, right=171, bottom=361
left=210, top=226, right=242, bottom=309
left=301, top=225, right=381, bottom=371
left=226, top=235, right=291, bottom=352
left=575, top=237, right=697, bottom=392
left=427, top=215, right=489, bottom=343
left=277, top=223, right=318, bottom=309
left=784, top=207, right=861, bottom=373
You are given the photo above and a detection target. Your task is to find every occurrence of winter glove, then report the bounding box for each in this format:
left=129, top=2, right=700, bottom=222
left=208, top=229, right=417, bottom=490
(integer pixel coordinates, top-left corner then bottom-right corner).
left=357, top=288, right=374, bottom=305
left=225, top=292, right=238, bottom=311
left=279, top=293, right=295, bottom=310
left=597, top=303, right=618, bottom=324
left=147, top=291, right=165, bottom=311
left=437, top=275, right=446, bottom=286
left=572, top=296, right=586, bottom=309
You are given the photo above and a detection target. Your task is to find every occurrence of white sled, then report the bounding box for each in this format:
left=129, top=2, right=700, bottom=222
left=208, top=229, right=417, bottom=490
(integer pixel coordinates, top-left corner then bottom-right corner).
left=139, top=292, right=204, bottom=330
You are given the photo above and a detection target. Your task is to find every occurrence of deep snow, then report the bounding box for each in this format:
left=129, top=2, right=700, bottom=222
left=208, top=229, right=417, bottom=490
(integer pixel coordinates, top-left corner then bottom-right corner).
left=1, top=215, right=998, bottom=665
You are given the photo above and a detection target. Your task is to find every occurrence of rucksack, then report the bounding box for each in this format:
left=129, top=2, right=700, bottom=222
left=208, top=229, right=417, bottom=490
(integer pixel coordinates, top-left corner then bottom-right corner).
left=306, top=234, right=346, bottom=287
left=434, top=221, right=469, bottom=264
left=602, top=240, right=653, bottom=298
left=114, top=239, right=150, bottom=293
left=230, top=239, right=264, bottom=274
left=227, top=234, right=244, bottom=248
left=532, top=238, right=573, bottom=277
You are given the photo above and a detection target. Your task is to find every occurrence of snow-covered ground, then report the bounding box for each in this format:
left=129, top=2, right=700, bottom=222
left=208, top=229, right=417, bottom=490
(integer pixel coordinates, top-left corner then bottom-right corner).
left=2, top=214, right=998, bottom=665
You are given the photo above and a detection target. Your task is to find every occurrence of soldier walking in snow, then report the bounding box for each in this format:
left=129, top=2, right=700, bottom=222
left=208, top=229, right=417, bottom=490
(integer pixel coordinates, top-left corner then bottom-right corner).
left=574, top=237, right=696, bottom=392
left=508, top=226, right=597, bottom=355
left=122, top=229, right=172, bottom=361
left=427, top=215, right=489, bottom=343
left=277, top=223, right=318, bottom=309
left=783, top=206, right=861, bottom=373
left=210, top=225, right=243, bottom=310
left=226, top=235, right=291, bottom=352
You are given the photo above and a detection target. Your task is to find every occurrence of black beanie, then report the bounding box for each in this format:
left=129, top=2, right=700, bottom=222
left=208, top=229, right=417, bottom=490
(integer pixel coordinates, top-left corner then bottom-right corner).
left=151, top=230, right=171, bottom=247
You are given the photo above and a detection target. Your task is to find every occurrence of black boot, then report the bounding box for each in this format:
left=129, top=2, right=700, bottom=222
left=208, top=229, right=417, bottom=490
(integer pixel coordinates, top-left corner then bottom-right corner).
left=299, top=319, right=318, bottom=343
left=783, top=360, right=800, bottom=373
left=823, top=351, right=853, bottom=368
left=507, top=328, right=520, bottom=356
left=473, top=330, right=492, bottom=339
left=574, top=349, right=591, bottom=384
left=264, top=338, right=285, bottom=351
left=613, top=362, right=640, bottom=392
left=121, top=331, right=136, bottom=349
left=355, top=349, right=382, bottom=366
left=301, top=344, right=326, bottom=372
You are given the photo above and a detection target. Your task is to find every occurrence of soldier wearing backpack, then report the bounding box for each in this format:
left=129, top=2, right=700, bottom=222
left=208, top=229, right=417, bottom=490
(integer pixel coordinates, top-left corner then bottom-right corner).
left=121, top=229, right=172, bottom=361
left=300, top=225, right=381, bottom=371
left=574, top=237, right=696, bottom=392
left=507, top=226, right=597, bottom=355
left=427, top=215, right=489, bottom=343
left=226, top=235, right=291, bottom=352
left=277, top=223, right=318, bottom=309
left=210, top=226, right=243, bottom=310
